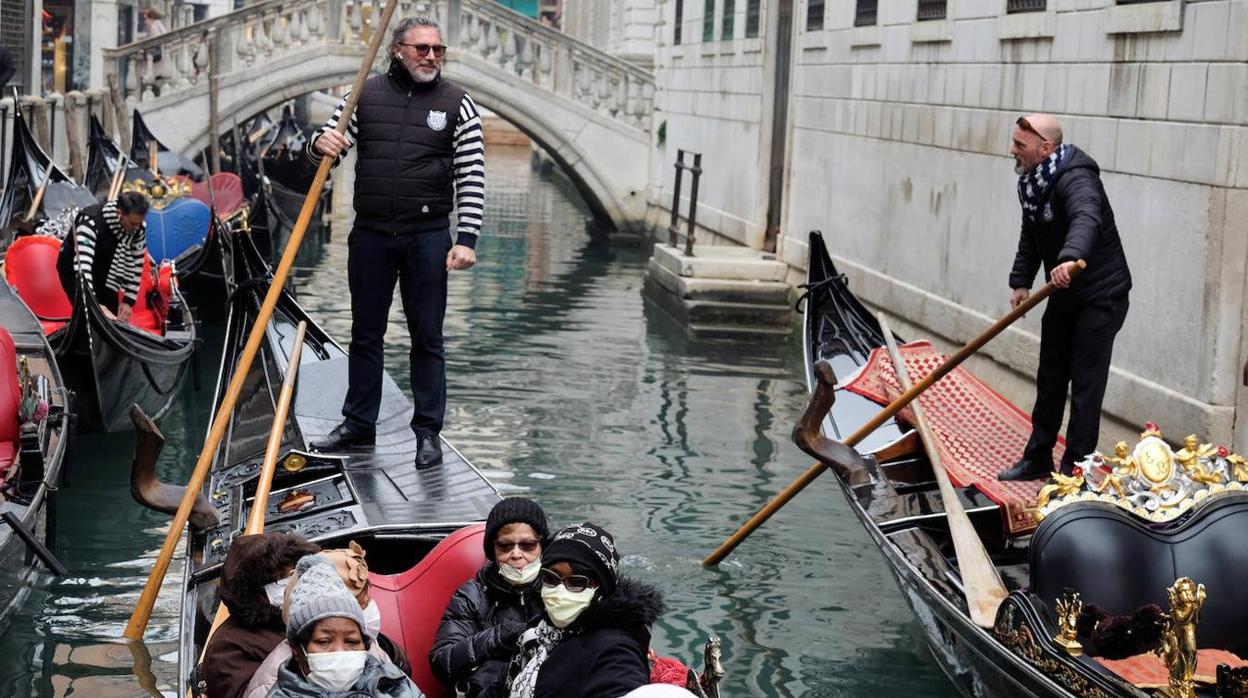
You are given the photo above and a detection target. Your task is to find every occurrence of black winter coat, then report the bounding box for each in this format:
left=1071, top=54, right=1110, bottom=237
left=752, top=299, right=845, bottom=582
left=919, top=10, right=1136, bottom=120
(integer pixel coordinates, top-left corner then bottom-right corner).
left=1009, top=146, right=1132, bottom=305
left=430, top=564, right=544, bottom=697
left=527, top=577, right=665, bottom=698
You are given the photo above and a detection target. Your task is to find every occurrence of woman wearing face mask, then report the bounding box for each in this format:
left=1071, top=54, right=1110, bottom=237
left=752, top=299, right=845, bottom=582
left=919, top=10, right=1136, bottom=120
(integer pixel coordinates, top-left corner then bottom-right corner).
left=246, top=543, right=404, bottom=698
left=203, top=532, right=320, bottom=698
left=268, top=554, right=424, bottom=698
left=430, top=497, right=550, bottom=697
left=506, top=522, right=665, bottom=698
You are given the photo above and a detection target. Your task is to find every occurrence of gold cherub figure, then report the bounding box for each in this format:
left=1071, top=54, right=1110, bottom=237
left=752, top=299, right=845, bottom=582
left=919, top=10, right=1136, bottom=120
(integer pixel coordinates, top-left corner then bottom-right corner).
left=1053, top=591, right=1083, bottom=655
left=1226, top=453, right=1248, bottom=482
left=1156, top=577, right=1205, bottom=698
left=1102, top=441, right=1138, bottom=477
left=1036, top=470, right=1085, bottom=510
left=1174, top=434, right=1220, bottom=485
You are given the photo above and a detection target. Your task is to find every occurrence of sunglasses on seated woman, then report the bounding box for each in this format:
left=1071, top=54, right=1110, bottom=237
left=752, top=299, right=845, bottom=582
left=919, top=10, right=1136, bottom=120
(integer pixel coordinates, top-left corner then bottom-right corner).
left=539, top=568, right=595, bottom=593
left=494, top=539, right=541, bottom=554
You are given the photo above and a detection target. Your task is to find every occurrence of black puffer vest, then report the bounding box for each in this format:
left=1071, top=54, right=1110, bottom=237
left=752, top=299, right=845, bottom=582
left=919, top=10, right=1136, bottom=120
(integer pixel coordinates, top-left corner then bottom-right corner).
left=352, top=61, right=465, bottom=235
left=56, top=202, right=122, bottom=306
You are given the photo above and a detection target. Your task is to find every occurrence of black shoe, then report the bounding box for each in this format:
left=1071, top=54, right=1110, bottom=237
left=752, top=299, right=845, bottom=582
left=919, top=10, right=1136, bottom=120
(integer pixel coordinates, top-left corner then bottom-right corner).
left=309, top=422, right=375, bottom=452
left=997, top=458, right=1052, bottom=481
left=416, top=434, right=443, bottom=470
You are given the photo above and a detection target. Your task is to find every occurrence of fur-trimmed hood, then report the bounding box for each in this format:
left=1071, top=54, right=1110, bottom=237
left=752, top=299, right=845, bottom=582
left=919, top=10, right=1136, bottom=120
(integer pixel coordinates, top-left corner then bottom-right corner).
left=570, top=577, right=665, bottom=646
left=219, top=533, right=320, bottom=628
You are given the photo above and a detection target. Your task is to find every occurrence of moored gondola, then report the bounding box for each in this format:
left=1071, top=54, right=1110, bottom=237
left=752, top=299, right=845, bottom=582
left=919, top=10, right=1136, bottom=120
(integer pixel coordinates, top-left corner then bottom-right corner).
left=797, top=231, right=1248, bottom=697
left=0, top=110, right=94, bottom=249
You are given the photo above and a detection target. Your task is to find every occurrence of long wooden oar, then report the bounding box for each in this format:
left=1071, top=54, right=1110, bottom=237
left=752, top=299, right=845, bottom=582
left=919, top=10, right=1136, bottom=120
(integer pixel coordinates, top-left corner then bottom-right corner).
left=123, top=0, right=399, bottom=639
left=23, top=163, right=55, bottom=221
left=702, top=261, right=1085, bottom=566
left=879, top=314, right=1007, bottom=627
left=108, top=155, right=129, bottom=201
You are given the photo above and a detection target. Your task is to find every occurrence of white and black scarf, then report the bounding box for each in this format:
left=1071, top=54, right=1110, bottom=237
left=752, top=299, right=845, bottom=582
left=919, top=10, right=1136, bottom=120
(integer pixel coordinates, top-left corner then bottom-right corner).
left=1017, top=143, right=1069, bottom=223
left=507, top=621, right=566, bottom=698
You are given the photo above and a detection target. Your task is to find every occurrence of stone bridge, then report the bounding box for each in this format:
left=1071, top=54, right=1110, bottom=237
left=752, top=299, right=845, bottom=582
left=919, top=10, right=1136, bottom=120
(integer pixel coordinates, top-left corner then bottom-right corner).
left=102, top=0, right=654, bottom=229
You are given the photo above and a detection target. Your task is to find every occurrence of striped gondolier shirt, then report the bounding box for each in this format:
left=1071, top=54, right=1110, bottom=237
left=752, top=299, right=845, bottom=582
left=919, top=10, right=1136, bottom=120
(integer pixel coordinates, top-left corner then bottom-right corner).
left=73, top=200, right=147, bottom=306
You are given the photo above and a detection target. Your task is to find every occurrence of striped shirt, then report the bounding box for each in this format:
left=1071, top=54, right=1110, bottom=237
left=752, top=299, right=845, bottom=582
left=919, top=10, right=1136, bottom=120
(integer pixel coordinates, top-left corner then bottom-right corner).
left=74, top=200, right=146, bottom=306
left=308, top=90, right=486, bottom=246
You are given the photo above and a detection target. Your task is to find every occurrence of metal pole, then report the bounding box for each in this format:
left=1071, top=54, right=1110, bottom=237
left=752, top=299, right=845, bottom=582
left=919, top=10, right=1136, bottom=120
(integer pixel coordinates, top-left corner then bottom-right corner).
left=685, top=152, right=702, bottom=257
left=667, top=149, right=684, bottom=248
left=2, top=512, right=68, bottom=576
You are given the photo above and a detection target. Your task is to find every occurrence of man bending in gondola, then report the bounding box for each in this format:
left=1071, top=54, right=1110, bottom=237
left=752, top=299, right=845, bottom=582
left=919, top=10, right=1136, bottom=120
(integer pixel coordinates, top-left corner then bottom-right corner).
left=56, top=190, right=150, bottom=323
left=997, top=114, right=1131, bottom=481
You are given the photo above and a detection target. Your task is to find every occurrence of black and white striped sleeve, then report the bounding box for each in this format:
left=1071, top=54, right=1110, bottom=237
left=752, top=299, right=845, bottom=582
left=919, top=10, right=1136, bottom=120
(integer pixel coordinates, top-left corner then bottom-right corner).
left=72, top=216, right=99, bottom=299
left=452, top=93, right=485, bottom=248
left=305, top=94, right=358, bottom=168
left=122, top=227, right=146, bottom=306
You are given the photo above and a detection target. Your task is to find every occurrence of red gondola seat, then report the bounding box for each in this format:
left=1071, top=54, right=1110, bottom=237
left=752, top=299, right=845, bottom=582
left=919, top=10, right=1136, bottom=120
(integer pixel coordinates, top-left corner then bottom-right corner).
left=127, top=255, right=172, bottom=335
left=4, top=236, right=72, bottom=335
left=0, top=326, right=22, bottom=481
left=369, top=524, right=488, bottom=698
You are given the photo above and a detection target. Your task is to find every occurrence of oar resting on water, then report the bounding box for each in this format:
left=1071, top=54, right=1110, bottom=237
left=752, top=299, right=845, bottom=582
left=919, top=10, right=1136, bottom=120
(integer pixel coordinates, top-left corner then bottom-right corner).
left=129, top=405, right=219, bottom=529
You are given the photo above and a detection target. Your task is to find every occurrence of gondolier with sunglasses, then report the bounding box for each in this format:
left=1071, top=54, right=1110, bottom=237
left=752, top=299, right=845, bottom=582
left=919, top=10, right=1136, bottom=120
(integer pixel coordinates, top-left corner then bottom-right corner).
left=998, top=113, right=1131, bottom=481
left=306, top=15, right=485, bottom=469
left=56, top=190, right=150, bottom=323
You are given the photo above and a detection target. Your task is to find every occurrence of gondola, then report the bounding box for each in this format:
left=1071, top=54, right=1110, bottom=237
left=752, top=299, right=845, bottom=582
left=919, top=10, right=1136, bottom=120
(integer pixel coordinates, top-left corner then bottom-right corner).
left=129, top=110, right=204, bottom=181
left=796, top=231, right=1248, bottom=697
left=1, top=113, right=199, bottom=433
left=0, top=110, right=94, bottom=250
left=0, top=281, right=72, bottom=633
left=134, top=226, right=500, bottom=696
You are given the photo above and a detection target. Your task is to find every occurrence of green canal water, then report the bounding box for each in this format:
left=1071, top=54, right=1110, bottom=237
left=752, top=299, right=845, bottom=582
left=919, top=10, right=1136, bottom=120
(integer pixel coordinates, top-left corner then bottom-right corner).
left=0, top=145, right=959, bottom=697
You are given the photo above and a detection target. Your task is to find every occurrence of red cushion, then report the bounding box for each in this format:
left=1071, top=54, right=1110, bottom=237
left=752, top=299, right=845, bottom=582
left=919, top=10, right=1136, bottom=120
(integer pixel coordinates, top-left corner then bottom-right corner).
left=127, top=256, right=173, bottom=335
left=369, top=524, right=488, bottom=698
left=0, top=441, right=15, bottom=481
left=5, top=236, right=73, bottom=323
left=0, top=326, right=21, bottom=445
left=190, top=172, right=245, bottom=219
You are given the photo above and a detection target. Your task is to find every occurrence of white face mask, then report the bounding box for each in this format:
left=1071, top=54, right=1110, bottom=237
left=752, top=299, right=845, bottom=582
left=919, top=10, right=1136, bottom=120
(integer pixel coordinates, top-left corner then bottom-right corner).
left=362, top=599, right=382, bottom=638
left=499, top=559, right=542, bottom=586
left=264, top=576, right=290, bottom=608
left=305, top=649, right=368, bottom=692
left=541, top=584, right=596, bottom=629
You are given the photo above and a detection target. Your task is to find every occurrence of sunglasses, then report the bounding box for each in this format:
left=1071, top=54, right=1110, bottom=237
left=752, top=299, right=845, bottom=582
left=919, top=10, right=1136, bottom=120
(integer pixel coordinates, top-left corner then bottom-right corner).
left=494, top=539, right=541, bottom=554
left=398, top=42, right=447, bottom=57
left=1016, top=116, right=1049, bottom=143
left=539, top=568, right=595, bottom=593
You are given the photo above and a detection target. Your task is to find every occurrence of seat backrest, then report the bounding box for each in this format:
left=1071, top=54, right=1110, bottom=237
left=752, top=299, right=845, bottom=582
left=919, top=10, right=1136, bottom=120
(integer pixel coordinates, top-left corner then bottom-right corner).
left=5, top=236, right=73, bottom=321
left=190, top=172, right=246, bottom=219
left=0, top=326, right=22, bottom=444
left=145, top=197, right=212, bottom=262
left=128, top=256, right=172, bottom=334
left=1030, top=497, right=1248, bottom=655
left=369, top=524, right=488, bottom=698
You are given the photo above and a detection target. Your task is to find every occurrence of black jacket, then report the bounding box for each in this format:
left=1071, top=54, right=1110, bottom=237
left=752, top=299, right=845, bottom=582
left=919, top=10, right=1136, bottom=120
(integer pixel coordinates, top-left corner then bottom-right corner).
left=528, top=578, right=665, bottom=698
left=430, top=564, right=544, bottom=697
left=351, top=60, right=466, bottom=235
left=1009, top=146, right=1131, bottom=305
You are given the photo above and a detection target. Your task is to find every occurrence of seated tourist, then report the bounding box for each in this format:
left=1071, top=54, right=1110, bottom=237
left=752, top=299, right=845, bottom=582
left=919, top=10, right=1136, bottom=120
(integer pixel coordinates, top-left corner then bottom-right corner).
left=504, top=522, right=665, bottom=698
left=430, top=497, right=550, bottom=697
left=246, top=542, right=404, bottom=698
left=202, top=532, right=320, bottom=698
left=268, top=554, right=424, bottom=698
left=55, top=191, right=149, bottom=322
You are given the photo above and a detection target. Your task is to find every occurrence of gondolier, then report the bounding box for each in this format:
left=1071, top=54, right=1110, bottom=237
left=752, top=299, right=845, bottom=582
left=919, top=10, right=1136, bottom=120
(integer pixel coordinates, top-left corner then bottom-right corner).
left=306, top=15, right=485, bottom=470
left=998, top=113, right=1131, bottom=481
left=56, top=191, right=150, bottom=323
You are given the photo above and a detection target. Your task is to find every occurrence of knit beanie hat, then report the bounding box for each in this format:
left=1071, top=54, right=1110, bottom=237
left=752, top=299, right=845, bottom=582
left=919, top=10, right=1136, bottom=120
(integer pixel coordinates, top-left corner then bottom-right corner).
left=484, top=497, right=550, bottom=559
left=543, top=522, right=620, bottom=595
left=285, top=554, right=367, bottom=641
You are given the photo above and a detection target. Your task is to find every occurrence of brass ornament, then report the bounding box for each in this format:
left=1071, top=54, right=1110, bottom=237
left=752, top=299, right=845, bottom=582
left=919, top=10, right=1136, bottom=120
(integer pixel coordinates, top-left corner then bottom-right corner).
left=1155, top=577, right=1206, bottom=698
left=1053, top=591, right=1084, bottom=656
left=120, top=175, right=193, bottom=210
left=993, top=604, right=1115, bottom=698
left=282, top=453, right=307, bottom=472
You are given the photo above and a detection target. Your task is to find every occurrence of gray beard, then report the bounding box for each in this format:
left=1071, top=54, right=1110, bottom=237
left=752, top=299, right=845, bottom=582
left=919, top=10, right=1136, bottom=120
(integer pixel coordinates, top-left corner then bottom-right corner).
left=1014, top=163, right=1027, bottom=175
left=412, top=67, right=439, bottom=83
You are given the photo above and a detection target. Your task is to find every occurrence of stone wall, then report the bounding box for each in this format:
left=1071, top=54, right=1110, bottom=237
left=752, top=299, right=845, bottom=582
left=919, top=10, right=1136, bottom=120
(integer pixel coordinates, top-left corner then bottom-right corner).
left=649, top=0, right=1248, bottom=449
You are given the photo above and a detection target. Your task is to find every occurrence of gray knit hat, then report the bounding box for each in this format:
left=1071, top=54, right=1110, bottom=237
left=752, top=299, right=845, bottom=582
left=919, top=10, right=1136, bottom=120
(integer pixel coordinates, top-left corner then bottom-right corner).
left=285, top=554, right=366, bottom=640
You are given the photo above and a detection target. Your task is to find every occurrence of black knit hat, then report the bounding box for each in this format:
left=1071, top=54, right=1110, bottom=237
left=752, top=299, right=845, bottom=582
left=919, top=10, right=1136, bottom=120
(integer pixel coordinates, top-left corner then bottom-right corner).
left=484, top=497, right=550, bottom=559
left=543, top=522, right=620, bottom=595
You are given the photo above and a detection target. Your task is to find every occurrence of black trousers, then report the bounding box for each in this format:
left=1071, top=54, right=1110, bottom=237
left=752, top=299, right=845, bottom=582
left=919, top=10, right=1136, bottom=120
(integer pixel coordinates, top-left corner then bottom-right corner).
left=1023, top=294, right=1129, bottom=473
left=342, top=227, right=450, bottom=437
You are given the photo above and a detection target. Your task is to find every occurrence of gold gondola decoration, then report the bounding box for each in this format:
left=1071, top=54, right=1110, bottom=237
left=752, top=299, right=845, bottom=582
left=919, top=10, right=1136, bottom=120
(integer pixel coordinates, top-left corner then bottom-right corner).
left=1036, top=423, right=1248, bottom=523
left=120, top=175, right=193, bottom=211
left=1053, top=590, right=1084, bottom=656
left=1156, top=576, right=1205, bottom=698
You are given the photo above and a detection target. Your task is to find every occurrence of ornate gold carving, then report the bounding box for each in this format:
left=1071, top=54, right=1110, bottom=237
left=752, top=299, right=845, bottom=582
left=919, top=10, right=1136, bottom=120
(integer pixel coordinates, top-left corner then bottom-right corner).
left=993, top=604, right=1114, bottom=698
left=1053, top=591, right=1084, bottom=656
left=1036, top=422, right=1248, bottom=523
left=1155, top=577, right=1206, bottom=698
left=120, top=175, right=193, bottom=210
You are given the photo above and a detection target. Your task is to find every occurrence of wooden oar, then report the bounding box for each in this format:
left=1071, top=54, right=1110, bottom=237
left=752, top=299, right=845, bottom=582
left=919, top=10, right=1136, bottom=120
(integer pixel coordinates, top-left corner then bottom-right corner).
left=23, top=163, right=55, bottom=221
left=879, top=313, right=1008, bottom=628
left=198, top=321, right=307, bottom=660
left=123, top=0, right=399, bottom=640
left=149, top=141, right=159, bottom=177
left=702, top=260, right=1085, bottom=566
left=108, top=155, right=129, bottom=201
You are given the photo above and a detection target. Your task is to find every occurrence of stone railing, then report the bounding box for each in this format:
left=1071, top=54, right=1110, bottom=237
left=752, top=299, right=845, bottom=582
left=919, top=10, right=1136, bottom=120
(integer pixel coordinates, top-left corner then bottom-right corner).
left=101, top=0, right=654, bottom=131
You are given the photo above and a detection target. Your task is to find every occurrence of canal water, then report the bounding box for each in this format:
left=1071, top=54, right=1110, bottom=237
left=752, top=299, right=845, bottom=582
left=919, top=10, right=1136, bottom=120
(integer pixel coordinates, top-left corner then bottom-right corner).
left=0, top=143, right=958, bottom=697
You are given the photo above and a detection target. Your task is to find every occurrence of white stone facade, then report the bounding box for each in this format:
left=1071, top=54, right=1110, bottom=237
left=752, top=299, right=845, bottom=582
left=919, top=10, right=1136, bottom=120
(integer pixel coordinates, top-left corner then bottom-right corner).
left=649, top=0, right=1248, bottom=450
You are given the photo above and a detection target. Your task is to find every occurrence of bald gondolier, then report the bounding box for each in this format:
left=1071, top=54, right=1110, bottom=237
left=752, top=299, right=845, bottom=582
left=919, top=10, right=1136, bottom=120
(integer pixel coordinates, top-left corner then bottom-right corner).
left=306, top=15, right=485, bottom=469
left=998, top=114, right=1131, bottom=481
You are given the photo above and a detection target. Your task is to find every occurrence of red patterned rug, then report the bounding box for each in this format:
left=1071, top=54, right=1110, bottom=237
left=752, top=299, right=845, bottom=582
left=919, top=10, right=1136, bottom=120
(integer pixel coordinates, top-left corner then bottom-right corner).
left=841, top=340, right=1064, bottom=536
left=1097, top=649, right=1247, bottom=687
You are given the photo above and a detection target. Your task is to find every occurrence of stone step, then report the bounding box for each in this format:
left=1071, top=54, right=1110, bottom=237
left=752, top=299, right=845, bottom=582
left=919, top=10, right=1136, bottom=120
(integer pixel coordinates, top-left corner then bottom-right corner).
left=647, top=258, right=793, bottom=304
left=643, top=273, right=794, bottom=330
left=651, top=243, right=789, bottom=282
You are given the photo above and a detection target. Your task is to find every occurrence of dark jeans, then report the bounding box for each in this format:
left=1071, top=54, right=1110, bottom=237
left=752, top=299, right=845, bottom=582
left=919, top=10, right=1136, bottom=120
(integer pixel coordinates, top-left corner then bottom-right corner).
left=1023, top=294, right=1129, bottom=473
left=342, top=227, right=450, bottom=437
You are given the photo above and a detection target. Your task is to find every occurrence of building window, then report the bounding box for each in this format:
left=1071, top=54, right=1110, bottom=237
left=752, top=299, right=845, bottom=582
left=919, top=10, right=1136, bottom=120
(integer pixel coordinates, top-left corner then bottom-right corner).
left=807, top=0, right=824, bottom=31
left=703, top=0, right=716, bottom=41
left=674, top=0, right=684, bottom=44
left=1006, top=0, right=1046, bottom=11
left=855, top=0, right=877, bottom=26
left=745, top=0, right=760, bottom=37
left=722, top=0, right=735, bottom=39
left=917, top=0, right=946, bottom=21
